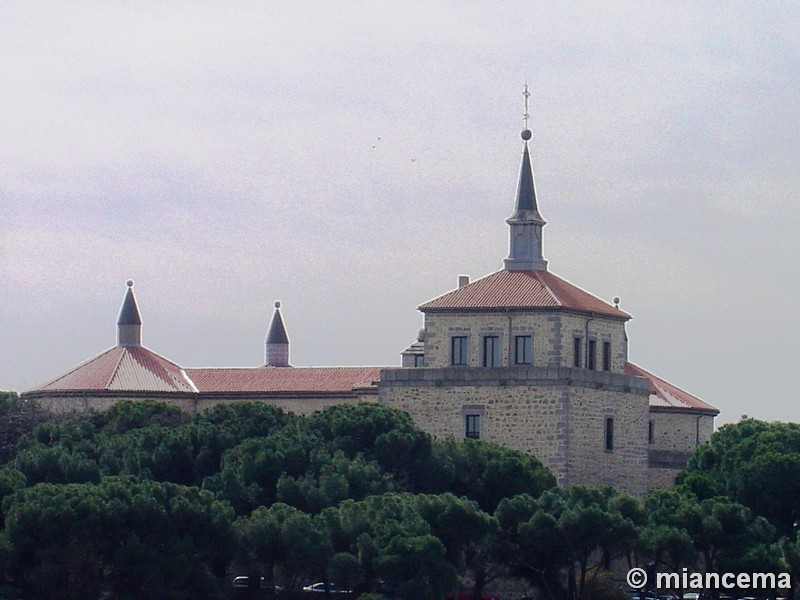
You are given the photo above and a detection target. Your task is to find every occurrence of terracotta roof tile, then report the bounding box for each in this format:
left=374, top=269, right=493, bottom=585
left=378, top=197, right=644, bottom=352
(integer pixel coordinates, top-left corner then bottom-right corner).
left=30, top=346, right=195, bottom=393
left=185, top=366, right=384, bottom=394
left=625, top=362, right=718, bottom=414
left=419, top=269, right=629, bottom=318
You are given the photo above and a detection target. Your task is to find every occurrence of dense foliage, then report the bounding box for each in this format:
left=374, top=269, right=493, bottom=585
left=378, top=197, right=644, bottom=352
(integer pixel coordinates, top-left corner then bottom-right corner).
left=0, top=401, right=797, bottom=600
left=0, top=400, right=555, bottom=600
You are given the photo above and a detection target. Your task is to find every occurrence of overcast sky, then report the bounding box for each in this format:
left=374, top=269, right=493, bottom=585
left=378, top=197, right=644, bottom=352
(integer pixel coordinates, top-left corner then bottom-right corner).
left=2, top=2, right=798, bottom=426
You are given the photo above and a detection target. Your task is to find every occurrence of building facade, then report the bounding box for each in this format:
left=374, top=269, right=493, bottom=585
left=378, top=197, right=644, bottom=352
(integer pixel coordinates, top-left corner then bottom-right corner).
left=23, top=126, right=717, bottom=494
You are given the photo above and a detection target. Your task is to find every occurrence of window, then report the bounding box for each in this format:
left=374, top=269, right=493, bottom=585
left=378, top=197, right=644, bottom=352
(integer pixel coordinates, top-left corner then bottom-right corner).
left=451, top=336, right=468, bottom=365
left=482, top=335, right=500, bottom=367
left=573, top=337, right=582, bottom=368
left=414, top=354, right=425, bottom=368
left=465, top=414, right=481, bottom=439
left=588, top=340, right=596, bottom=370
left=648, top=420, right=654, bottom=444
left=515, top=335, right=532, bottom=365
left=605, top=417, right=614, bottom=451
left=602, top=341, right=611, bottom=371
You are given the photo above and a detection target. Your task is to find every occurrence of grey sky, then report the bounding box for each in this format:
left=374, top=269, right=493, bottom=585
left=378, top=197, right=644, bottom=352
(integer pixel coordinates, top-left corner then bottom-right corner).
left=2, top=2, right=798, bottom=426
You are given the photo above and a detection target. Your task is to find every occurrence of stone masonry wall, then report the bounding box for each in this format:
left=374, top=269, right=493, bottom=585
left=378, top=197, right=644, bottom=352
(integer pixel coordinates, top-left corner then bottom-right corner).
left=379, top=366, right=650, bottom=496
left=422, top=310, right=628, bottom=373
left=647, top=409, right=715, bottom=491
left=31, top=391, right=378, bottom=417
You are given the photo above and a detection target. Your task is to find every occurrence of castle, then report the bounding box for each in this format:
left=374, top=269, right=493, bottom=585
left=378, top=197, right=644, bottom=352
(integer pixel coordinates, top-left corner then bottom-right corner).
left=23, top=120, right=717, bottom=495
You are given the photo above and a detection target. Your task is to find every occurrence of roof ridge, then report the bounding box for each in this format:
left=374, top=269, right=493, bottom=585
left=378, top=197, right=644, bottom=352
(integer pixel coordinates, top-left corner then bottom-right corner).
left=105, top=346, right=129, bottom=388
left=532, top=269, right=561, bottom=307
left=130, top=346, right=194, bottom=390
left=180, top=369, right=199, bottom=393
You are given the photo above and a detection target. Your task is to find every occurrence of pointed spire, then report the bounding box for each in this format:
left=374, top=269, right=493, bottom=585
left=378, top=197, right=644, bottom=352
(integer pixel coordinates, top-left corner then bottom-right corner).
left=508, top=142, right=546, bottom=224
left=265, top=301, right=290, bottom=367
left=504, top=85, right=548, bottom=271
left=117, top=280, right=142, bottom=347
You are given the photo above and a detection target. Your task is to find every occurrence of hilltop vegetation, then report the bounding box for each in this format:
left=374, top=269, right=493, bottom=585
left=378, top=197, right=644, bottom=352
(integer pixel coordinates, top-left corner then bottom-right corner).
left=0, top=399, right=799, bottom=600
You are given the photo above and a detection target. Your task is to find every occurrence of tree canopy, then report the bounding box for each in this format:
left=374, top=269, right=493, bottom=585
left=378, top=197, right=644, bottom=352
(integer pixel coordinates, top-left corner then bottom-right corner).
left=1, top=402, right=798, bottom=600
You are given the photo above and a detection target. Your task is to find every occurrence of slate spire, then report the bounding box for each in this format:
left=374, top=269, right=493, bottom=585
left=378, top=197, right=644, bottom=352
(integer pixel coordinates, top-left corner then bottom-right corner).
left=503, top=93, right=548, bottom=271
left=117, top=280, right=142, bottom=346
left=265, top=301, right=290, bottom=367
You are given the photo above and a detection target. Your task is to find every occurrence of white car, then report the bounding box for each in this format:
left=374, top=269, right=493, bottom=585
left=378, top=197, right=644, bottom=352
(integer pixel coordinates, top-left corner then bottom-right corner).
left=302, top=583, right=353, bottom=594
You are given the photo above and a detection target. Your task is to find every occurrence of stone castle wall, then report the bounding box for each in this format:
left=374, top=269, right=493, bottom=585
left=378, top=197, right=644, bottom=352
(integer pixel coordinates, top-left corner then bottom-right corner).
left=379, top=366, right=650, bottom=496
left=422, top=310, right=628, bottom=372
left=31, top=390, right=378, bottom=417
left=647, top=409, right=715, bottom=491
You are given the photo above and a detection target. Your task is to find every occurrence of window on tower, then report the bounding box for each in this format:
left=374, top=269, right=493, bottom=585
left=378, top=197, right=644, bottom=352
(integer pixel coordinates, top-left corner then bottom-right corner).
left=602, top=341, right=611, bottom=371
left=573, top=337, right=582, bottom=368
left=605, top=417, right=614, bottom=451
left=465, top=414, right=481, bottom=439
left=451, top=336, right=468, bottom=366
left=515, top=335, right=532, bottom=365
left=482, top=335, right=500, bottom=367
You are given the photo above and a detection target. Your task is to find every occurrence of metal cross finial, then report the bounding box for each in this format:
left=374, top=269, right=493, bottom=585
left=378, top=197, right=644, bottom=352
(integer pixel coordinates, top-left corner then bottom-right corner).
left=522, top=83, right=531, bottom=129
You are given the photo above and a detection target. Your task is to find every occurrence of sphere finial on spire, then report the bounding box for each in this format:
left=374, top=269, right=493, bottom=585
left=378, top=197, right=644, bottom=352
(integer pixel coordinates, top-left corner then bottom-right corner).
left=126, top=279, right=134, bottom=287
left=274, top=300, right=281, bottom=309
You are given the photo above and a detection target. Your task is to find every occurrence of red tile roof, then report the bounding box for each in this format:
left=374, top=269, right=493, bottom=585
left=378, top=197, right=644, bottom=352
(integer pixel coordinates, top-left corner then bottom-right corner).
left=185, top=366, right=383, bottom=394
left=419, top=269, right=630, bottom=318
left=626, top=362, right=718, bottom=414
left=30, top=346, right=196, bottom=393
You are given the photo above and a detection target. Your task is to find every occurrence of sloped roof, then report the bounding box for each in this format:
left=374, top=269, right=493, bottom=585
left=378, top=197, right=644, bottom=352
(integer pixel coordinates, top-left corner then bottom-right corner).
left=185, top=366, right=383, bottom=394
left=29, top=346, right=196, bottom=393
left=419, top=269, right=629, bottom=319
left=626, top=362, right=718, bottom=414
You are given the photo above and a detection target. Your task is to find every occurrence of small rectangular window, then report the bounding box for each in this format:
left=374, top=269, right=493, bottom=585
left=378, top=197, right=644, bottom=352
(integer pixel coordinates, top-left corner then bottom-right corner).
left=588, top=340, right=596, bottom=370
left=515, top=335, right=532, bottom=365
left=451, top=336, right=468, bottom=366
left=648, top=420, right=654, bottom=444
left=465, top=414, right=481, bottom=439
left=605, top=417, right=614, bottom=451
left=602, top=342, right=611, bottom=371
left=482, top=335, right=500, bottom=367
left=573, top=337, right=582, bottom=368
left=414, top=354, right=425, bottom=368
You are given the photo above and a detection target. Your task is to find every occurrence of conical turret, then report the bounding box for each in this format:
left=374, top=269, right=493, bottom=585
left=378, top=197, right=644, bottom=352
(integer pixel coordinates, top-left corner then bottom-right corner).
left=117, top=280, right=142, bottom=346
left=265, top=301, right=290, bottom=367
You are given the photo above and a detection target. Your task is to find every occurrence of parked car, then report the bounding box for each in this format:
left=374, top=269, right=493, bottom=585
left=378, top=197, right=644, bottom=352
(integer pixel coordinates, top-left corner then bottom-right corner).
left=302, top=582, right=353, bottom=594
left=234, top=576, right=264, bottom=589
left=233, top=577, right=284, bottom=595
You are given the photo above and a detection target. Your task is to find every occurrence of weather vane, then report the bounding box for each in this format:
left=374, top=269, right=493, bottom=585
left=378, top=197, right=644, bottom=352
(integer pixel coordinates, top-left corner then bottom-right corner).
left=521, top=83, right=532, bottom=141
left=522, top=83, right=531, bottom=130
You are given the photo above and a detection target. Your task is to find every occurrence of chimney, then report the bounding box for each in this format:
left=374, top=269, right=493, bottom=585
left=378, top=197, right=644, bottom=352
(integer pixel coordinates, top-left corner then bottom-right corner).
left=458, top=275, right=470, bottom=288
